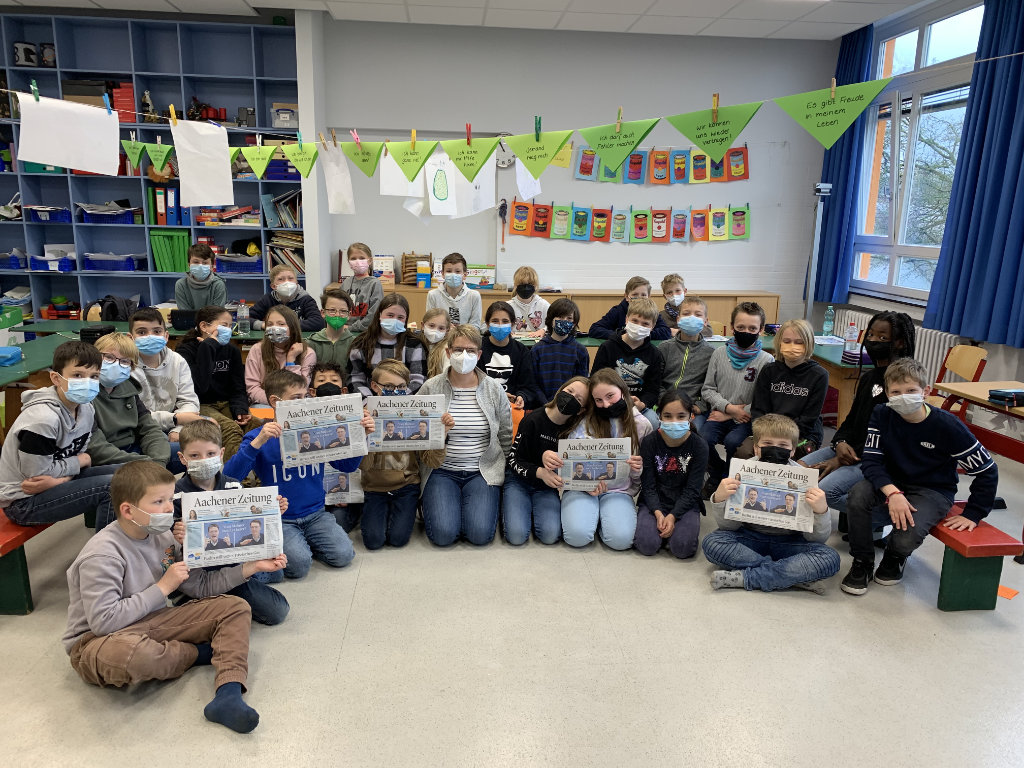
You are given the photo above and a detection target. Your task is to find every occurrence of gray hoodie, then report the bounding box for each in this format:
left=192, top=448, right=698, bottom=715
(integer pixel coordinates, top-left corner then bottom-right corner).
left=657, top=335, right=713, bottom=411
left=132, top=348, right=200, bottom=432
left=0, top=387, right=95, bottom=507
left=701, top=345, right=776, bottom=416
left=426, top=285, right=484, bottom=331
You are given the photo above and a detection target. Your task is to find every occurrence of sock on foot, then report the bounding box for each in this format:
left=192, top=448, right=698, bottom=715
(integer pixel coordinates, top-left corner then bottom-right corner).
left=204, top=682, right=259, bottom=734
left=793, top=580, right=827, bottom=595
left=193, top=643, right=213, bottom=666
left=710, top=570, right=745, bottom=590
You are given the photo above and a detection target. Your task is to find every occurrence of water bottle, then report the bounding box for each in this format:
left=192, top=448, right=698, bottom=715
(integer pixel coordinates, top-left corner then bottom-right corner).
left=844, top=322, right=860, bottom=352
left=237, top=300, right=250, bottom=334
left=822, top=305, right=835, bottom=337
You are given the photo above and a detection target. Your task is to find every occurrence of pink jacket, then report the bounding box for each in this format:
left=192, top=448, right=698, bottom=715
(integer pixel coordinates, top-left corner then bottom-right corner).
left=244, top=341, right=316, bottom=404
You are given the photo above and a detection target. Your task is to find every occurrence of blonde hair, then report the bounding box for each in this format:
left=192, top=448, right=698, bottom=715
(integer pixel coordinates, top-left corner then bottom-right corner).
left=347, top=242, right=373, bottom=263
left=884, top=357, right=930, bottom=390
left=94, top=332, right=139, bottom=369
left=776, top=318, right=814, bottom=363
left=661, top=273, right=686, bottom=293
left=626, top=297, right=659, bottom=324
left=513, top=265, right=539, bottom=288
left=371, top=358, right=411, bottom=386
left=269, top=264, right=297, bottom=283
left=680, top=296, right=707, bottom=316
left=624, top=276, right=650, bottom=295
left=752, top=414, right=799, bottom=445
left=448, top=324, right=482, bottom=350
left=421, top=308, right=449, bottom=332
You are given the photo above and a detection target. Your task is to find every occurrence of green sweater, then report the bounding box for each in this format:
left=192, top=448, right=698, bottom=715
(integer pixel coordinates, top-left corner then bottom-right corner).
left=308, top=328, right=355, bottom=383
left=174, top=274, right=227, bottom=311
left=87, top=377, right=171, bottom=466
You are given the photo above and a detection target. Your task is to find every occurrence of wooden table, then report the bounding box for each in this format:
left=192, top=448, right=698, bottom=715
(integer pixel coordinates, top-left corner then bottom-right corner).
left=0, top=334, right=73, bottom=426
left=933, top=380, right=1024, bottom=463
left=12, top=320, right=273, bottom=345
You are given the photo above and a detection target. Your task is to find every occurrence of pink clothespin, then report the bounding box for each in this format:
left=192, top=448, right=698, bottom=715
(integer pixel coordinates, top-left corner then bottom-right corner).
left=350, top=129, right=361, bottom=151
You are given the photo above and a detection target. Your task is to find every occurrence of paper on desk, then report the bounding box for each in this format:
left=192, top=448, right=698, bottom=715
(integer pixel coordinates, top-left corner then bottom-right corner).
left=17, top=94, right=120, bottom=176
left=380, top=152, right=424, bottom=197
left=451, top=154, right=496, bottom=219
left=515, top=161, right=542, bottom=200
left=814, top=335, right=845, bottom=345
left=426, top=155, right=458, bottom=217
left=320, top=145, right=356, bottom=214
left=171, top=121, right=233, bottom=207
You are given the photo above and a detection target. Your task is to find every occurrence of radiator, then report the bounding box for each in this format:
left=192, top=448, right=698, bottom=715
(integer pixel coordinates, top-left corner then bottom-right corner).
left=833, top=308, right=958, bottom=383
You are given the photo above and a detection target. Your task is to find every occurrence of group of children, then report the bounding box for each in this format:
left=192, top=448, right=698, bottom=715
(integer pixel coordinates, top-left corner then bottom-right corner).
left=1, top=252, right=1000, bottom=733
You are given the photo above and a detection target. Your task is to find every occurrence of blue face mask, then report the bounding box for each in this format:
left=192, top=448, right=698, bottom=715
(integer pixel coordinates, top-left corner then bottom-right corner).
left=189, top=264, right=211, bottom=280
left=62, top=376, right=99, bottom=405
left=444, top=273, right=464, bottom=289
left=380, top=318, right=406, bottom=336
left=553, top=319, right=575, bottom=337
left=99, top=361, right=131, bottom=388
left=677, top=316, right=705, bottom=336
left=134, top=335, right=167, bottom=356
left=489, top=323, right=512, bottom=341
left=660, top=421, right=690, bottom=439
left=215, top=325, right=233, bottom=345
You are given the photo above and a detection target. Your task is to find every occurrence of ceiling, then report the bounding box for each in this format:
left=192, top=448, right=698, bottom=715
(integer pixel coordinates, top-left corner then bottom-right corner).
left=9, top=0, right=928, bottom=39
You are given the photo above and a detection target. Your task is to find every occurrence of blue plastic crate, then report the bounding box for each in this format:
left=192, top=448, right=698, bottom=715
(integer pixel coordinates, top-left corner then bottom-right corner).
left=29, top=255, right=74, bottom=272
left=4, top=253, right=27, bottom=269
left=82, top=253, right=147, bottom=272
left=26, top=207, right=73, bottom=223
left=216, top=257, right=263, bottom=274
left=81, top=209, right=136, bottom=225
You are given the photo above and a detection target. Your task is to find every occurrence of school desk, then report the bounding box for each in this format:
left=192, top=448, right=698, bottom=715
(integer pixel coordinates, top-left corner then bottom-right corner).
left=0, top=334, right=75, bottom=425
left=933, top=380, right=1024, bottom=464
left=10, top=320, right=272, bottom=345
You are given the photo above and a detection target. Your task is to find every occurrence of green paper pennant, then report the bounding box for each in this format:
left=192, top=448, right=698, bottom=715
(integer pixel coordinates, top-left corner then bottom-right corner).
left=439, top=136, right=501, bottom=183
left=282, top=142, right=319, bottom=178
left=230, top=147, right=242, bottom=164
left=576, top=118, right=660, bottom=173
left=341, top=141, right=384, bottom=178
left=240, top=145, right=278, bottom=179
left=144, top=143, right=174, bottom=171
left=773, top=78, right=892, bottom=149
left=387, top=140, right=439, bottom=183
left=503, top=130, right=574, bottom=179
left=120, top=140, right=146, bottom=169
left=665, top=101, right=763, bottom=163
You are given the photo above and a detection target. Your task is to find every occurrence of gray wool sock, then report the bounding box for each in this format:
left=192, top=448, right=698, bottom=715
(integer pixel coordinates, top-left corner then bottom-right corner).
left=710, top=570, right=745, bottom=590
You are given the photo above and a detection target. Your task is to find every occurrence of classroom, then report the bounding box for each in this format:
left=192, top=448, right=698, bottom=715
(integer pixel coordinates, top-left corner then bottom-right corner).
left=0, top=0, right=1022, bottom=765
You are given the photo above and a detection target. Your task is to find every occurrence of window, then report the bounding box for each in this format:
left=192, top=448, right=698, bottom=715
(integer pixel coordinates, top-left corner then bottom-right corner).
left=851, top=3, right=982, bottom=302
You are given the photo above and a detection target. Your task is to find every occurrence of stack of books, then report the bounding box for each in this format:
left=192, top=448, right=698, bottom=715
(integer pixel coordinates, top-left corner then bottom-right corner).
left=268, top=230, right=305, bottom=275
left=260, top=189, right=301, bottom=229
left=195, top=205, right=261, bottom=227
left=150, top=229, right=190, bottom=273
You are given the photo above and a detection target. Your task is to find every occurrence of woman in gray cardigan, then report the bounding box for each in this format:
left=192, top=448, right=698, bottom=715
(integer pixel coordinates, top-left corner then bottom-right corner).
left=419, top=325, right=513, bottom=546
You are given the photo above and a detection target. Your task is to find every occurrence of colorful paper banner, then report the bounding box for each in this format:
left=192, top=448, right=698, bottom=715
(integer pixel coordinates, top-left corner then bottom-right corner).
left=240, top=145, right=277, bottom=179
left=145, top=142, right=174, bottom=171
left=341, top=141, right=385, bottom=178
left=387, top=140, right=439, bottom=183
left=577, top=117, right=660, bottom=173
left=773, top=78, right=892, bottom=149
left=503, top=130, right=574, bottom=180
left=282, top=142, right=319, bottom=178
left=665, top=101, right=763, bottom=163
left=120, top=139, right=145, bottom=168
left=439, top=136, right=501, bottom=182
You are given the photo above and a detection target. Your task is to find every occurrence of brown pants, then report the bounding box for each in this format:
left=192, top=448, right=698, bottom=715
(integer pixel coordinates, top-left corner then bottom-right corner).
left=200, top=402, right=246, bottom=461
left=69, top=595, right=251, bottom=690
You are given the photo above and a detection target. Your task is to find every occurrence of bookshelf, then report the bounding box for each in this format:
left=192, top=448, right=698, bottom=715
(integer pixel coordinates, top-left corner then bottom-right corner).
left=0, top=13, right=301, bottom=318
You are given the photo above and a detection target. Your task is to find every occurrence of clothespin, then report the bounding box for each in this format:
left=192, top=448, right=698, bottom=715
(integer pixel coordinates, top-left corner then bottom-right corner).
left=615, top=107, right=623, bottom=134
left=102, top=93, right=112, bottom=115
left=130, top=131, right=136, bottom=142
left=350, top=129, right=360, bottom=150
left=319, top=132, right=328, bottom=151
left=830, top=77, right=837, bottom=100
left=30, top=80, right=39, bottom=102
left=411, top=129, right=416, bottom=152
left=296, top=131, right=303, bottom=146
left=534, top=116, right=541, bottom=142
left=256, top=134, right=262, bottom=148
left=331, top=128, right=338, bottom=147
left=712, top=93, right=719, bottom=124
left=466, top=123, right=471, bottom=146
left=384, top=139, right=389, bottom=157
left=169, top=104, right=178, bottom=126
left=156, top=135, right=162, bottom=145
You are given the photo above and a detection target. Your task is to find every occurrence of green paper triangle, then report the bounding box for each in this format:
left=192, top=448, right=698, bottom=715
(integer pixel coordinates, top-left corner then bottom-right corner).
left=144, top=143, right=174, bottom=171
left=665, top=101, right=763, bottom=163
left=121, top=140, right=146, bottom=168
left=341, top=141, right=384, bottom=178
left=577, top=118, right=660, bottom=173
left=773, top=78, right=892, bottom=149
left=387, top=140, right=439, bottom=183
left=502, top=130, right=574, bottom=179
left=240, top=145, right=278, bottom=179
left=282, top=142, right=319, bottom=178
left=439, top=136, right=501, bottom=183
left=230, top=147, right=242, bottom=164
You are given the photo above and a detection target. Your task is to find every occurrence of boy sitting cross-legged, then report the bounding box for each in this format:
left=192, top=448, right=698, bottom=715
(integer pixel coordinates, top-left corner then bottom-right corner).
left=62, top=461, right=286, bottom=733
left=224, top=369, right=374, bottom=579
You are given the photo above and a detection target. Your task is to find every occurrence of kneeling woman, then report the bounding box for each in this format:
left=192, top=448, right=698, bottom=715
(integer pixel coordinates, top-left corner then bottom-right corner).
left=560, top=368, right=650, bottom=550
left=419, top=325, right=513, bottom=546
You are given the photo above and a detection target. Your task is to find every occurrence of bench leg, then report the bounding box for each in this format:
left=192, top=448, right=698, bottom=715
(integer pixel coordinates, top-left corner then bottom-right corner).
left=937, top=548, right=1003, bottom=611
left=0, top=546, right=35, bottom=614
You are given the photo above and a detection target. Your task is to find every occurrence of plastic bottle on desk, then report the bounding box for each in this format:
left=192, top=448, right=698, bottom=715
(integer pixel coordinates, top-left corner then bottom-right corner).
left=237, top=300, right=250, bottom=334
left=822, top=305, right=835, bottom=337
left=844, top=322, right=860, bottom=352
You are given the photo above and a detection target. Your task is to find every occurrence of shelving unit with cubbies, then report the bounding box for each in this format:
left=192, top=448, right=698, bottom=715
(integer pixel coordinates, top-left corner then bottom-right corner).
left=0, top=13, right=302, bottom=318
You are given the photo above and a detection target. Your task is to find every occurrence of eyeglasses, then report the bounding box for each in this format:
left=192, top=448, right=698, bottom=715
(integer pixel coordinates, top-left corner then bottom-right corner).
left=101, top=353, right=133, bottom=369
left=451, top=347, right=479, bottom=354
left=324, top=309, right=351, bottom=317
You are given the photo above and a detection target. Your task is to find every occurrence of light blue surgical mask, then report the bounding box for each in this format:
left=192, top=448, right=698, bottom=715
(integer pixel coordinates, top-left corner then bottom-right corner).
left=444, top=273, right=464, bottom=289
left=380, top=318, right=406, bottom=336
left=61, top=376, right=99, bottom=405
left=131, top=506, right=174, bottom=535
left=489, top=323, right=512, bottom=341
left=215, top=325, right=233, bottom=345
left=99, top=361, right=131, bottom=388
left=134, top=335, right=167, bottom=356
left=660, top=421, right=690, bottom=439
left=189, top=264, right=211, bottom=280
left=677, top=316, right=705, bottom=336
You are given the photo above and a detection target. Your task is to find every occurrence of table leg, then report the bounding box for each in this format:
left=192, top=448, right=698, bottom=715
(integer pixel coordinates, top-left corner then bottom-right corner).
left=816, top=359, right=860, bottom=425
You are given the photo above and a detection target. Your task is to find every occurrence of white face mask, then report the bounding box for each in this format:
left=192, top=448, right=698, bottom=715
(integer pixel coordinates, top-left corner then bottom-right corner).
left=625, top=322, right=652, bottom=341
left=276, top=281, right=298, bottom=298
left=131, top=506, right=174, bottom=535
left=187, top=455, right=223, bottom=481
left=449, top=350, right=479, bottom=375
left=423, top=328, right=447, bottom=344
left=669, top=292, right=685, bottom=306
left=887, top=393, right=925, bottom=415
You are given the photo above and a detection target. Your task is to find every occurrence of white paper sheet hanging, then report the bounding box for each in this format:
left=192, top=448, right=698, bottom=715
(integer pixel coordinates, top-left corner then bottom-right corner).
left=403, top=187, right=431, bottom=224
left=17, top=94, right=120, bottom=176
left=515, top=160, right=542, bottom=200
left=451, top=154, right=496, bottom=219
left=379, top=152, right=424, bottom=197
left=320, top=145, right=356, bottom=214
left=171, top=121, right=233, bottom=207
left=426, top=155, right=458, bottom=217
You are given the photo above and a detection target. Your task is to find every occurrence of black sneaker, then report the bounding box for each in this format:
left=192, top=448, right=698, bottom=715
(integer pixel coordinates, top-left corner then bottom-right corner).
left=702, top=478, right=718, bottom=500
left=841, top=559, right=874, bottom=595
left=873, top=551, right=907, bottom=585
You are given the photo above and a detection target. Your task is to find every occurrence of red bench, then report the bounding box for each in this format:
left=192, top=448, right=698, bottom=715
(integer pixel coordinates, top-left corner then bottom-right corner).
left=930, top=503, right=1023, bottom=611
left=0, top=510, right=52, bottom=614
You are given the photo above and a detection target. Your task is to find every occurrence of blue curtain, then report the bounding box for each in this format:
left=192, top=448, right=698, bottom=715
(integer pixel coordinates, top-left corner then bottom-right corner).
left=814, top=25, right=874, bottom=303
left=924, top=0, right=1024, bottom=347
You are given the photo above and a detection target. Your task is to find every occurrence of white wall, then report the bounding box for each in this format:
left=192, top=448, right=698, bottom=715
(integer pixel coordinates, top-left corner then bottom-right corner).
left=306, top=15, right=838, bottom=320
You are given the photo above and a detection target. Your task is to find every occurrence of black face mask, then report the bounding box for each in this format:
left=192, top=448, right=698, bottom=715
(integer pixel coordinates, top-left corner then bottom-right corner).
left=555, top=391, right=582, bottom=416
left=759, top=446, right=791, bottom=465
left=315, top=383, right=343, bottom=398
left=515, top=283, right=536, bottom=300
left=863, top=340, right=892, bottom=364
left=596, top=398, right=628, bottom=419
left=733, top=331, right=759, bottom=349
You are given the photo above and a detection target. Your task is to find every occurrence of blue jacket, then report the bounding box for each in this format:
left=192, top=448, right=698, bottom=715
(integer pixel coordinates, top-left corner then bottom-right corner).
left=588, top=298, right=672, bottom=340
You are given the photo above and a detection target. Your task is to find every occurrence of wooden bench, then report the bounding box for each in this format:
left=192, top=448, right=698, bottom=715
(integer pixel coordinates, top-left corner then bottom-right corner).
left=0, top=510, right=53, bottom=614
left=930, top=503, right=1023, bottom=611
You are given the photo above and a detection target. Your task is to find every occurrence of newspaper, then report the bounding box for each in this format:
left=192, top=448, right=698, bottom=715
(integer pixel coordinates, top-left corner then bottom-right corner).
left=366, top=394, right=446, bottom=452
left=723, top=458, right=819, bottom=533
left=324, top=468, right=365, bottom=504
left=556, top=438, right=631, bottom=492
left=277, top=393, right=367, bottom=468
left=181, top=486, right=283, bottom=569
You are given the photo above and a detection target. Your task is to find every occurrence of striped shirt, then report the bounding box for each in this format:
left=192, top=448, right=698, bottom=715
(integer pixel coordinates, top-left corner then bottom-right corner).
left=348, top=335, right=426, bottom=398
left=441, top=386, right=490, bottom=472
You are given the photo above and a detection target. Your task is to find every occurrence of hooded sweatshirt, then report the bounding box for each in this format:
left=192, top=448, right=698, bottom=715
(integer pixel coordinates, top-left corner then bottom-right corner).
left=339, top=274, right=383, bottom=335
left=0, top=387, right=95, bottom=507
left=750, top=359, right=829, bottom=448
left=132, top=347, right=200, bottom=432
left=509, top=293, right=550, bottom=333
left=658, top=335, right=713, bottom=411
left=308, top=327, right=356, bottom=382
left=243, top=341, right=317, bottom=404
left=250, top=286, right=326, bottom=332
left=176, top=336, right=249, bottom=418
left=174, top=272, right=227, bottom=312
left=479, top=334, right=544, bottom=409
left=426, top=284, right=484, bottom=331
left=592, top=333, right=665, bottom=410
left=88, top=377, right=171, bottom=467
left=589, top=299, right=672, bottom=340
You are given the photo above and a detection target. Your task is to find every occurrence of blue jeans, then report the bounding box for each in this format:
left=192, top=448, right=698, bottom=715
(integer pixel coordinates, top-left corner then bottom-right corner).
left=561, top=490, right=637, bottom=550
left=5, top=464, right=119, bottom=531
left=501, top=471, right=562, bottom=545
left=701, top=527, right=840, bottom=591
left=422, top=469, right=500, bottom=546
left=799, top=447, right=864, bottom=512
left=227, top=579, right=289, bottom=625
left=700, top=418, right=753, bottom=483
left=640, top=407, right=661, bottom=430
left=362, top=485, right=419, bottom=550
left=281, top=509, right=355, bottom=578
